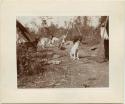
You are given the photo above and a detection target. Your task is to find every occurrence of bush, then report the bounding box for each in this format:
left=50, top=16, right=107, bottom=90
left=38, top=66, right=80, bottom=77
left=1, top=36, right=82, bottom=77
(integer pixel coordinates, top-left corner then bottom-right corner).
left=17, top=43, right=48, bottom=77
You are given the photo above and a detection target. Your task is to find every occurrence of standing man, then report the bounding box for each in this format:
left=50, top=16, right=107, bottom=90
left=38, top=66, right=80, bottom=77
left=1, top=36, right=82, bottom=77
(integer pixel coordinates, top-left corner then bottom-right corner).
left=101, top=16, right=109, bottom=61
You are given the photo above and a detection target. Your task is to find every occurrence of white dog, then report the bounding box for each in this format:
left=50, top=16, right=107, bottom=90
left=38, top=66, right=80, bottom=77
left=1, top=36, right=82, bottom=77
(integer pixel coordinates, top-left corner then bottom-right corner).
left=37, top=37, right=52, bottom=49
left=70, top=40, right=80, bottom=60
left=51, top=37, right=59, bottom=44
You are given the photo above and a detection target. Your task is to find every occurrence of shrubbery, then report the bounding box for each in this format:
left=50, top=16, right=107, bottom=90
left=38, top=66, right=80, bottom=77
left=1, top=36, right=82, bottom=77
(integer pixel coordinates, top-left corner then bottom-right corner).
left=17, top=44, right=49, bottom=77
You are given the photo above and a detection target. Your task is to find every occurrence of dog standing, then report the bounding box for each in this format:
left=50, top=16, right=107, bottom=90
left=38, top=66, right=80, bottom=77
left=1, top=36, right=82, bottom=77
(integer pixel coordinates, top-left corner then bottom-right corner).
left=70, top=40, right=80, bottom=60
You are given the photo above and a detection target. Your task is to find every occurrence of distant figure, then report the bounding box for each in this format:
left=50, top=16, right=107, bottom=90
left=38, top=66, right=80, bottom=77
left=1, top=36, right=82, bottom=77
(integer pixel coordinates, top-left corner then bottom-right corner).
left=58, top=34, right=67, bottom=48
left=61, top=34, right=67, bottom=44
left=70, top=40, right=80, bottom=60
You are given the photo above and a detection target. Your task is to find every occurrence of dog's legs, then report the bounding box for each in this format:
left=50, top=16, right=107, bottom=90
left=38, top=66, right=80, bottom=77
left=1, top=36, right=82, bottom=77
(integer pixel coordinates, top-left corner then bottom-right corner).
left=76, top=51, right=79, bottom=60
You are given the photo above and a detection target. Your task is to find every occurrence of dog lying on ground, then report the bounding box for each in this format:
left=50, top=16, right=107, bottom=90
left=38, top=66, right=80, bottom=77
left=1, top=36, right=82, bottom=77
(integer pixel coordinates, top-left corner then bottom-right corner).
left=51, top=37, right=59, bottom=44
left=37, top=37, right=52, bottom=49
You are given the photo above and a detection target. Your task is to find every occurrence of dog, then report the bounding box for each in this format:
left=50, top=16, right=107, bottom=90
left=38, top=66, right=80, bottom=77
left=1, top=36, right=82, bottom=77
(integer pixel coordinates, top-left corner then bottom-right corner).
left=37, top=37, right=52, bottom=49
left=51, top=37, right=59, bottom=44
left=70, top=40, right=80, bottom=60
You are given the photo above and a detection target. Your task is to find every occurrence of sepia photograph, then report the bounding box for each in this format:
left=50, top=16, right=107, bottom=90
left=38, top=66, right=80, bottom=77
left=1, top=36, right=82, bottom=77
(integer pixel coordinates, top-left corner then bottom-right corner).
left=16, top=16, right=109, bottom=88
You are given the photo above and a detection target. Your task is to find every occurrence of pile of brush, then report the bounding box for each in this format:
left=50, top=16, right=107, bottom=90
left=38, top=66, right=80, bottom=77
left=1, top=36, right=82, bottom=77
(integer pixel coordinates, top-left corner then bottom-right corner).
left=17, top=43, right=52, bottom=77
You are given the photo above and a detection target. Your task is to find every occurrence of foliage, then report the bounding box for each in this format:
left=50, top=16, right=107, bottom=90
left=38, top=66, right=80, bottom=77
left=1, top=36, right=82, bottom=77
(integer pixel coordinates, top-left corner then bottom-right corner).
left=17, top=43, right=48, bottom=76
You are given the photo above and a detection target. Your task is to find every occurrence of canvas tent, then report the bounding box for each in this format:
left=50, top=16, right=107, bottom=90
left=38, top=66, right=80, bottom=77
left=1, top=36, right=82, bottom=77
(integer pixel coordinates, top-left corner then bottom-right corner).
left=16, top=20, right=36, bottom=45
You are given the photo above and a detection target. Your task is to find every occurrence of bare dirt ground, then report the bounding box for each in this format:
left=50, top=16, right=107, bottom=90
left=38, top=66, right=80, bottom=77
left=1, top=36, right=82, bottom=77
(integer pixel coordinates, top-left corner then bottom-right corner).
left=18, top=44, right=109, bottom=88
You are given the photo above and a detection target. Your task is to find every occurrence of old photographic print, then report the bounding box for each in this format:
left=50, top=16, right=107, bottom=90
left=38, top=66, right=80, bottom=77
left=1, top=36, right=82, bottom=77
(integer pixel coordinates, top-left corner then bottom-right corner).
left=16, top=16, right=109, bottom=88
